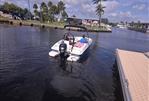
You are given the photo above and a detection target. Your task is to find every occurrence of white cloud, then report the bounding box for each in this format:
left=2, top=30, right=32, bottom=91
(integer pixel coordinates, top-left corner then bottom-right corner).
left=81, top=4, right=96, bottom=13
left=63, top=0, right=79, bottom=5
left=132, top=4, right=146, bottom=10
left=108, top=11, right=139, bottom=22
left=103, top=0, right=120, bottom=12
left=63, top=0, right=89, bottom=5
left=110, top=13, right=118, bottom=17
left=109, top=11, right=132, bottom=18
left=109, top=11, right=133, bottom=17
left=119, top=11, right=132, bottom=17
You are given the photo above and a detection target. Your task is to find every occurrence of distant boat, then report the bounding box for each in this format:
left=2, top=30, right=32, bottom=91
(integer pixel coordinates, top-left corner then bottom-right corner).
left=105, top=24, right=112, bottom=31
left=146, top=26, right=149, bottom=33
left=117, top=24, right=127, bottom=29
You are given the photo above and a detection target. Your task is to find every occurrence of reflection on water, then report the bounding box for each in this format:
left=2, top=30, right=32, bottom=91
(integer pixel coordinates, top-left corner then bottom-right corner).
left=0, top=24, right=149, bottom=101
left=49, top=62, right=96, bottom=101
left=112, top=61, right=124, bottom=101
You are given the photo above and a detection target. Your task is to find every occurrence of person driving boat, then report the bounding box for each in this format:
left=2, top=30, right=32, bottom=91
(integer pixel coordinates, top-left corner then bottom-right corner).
left=80, top=35, right=88, bottom=43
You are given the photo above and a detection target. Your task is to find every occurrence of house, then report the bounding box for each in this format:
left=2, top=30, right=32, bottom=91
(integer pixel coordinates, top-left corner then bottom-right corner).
left=82, top=18, right=109, bottom=26
left=0, top=11, right=13, bottom=19
left=66, top=17, right=82, bottom=25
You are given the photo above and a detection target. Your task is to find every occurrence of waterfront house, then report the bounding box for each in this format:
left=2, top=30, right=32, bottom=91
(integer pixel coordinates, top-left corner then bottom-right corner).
left=0, top=11, right=13, bottom=19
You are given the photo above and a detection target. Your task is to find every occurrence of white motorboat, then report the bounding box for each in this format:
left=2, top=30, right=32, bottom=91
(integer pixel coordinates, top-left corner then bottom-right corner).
left=106, top=25, right=112, bottom=31
left=146, top=26, right=149, bottom=33
left=117, top=24, right=127, bottom=29
left=49, top=25, right=92, bottom=62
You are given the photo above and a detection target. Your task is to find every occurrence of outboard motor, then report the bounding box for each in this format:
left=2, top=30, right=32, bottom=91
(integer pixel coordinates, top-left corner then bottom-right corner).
left=59, top=40, right=68, bottom=70
left=59, top=40, right=67, bottom=55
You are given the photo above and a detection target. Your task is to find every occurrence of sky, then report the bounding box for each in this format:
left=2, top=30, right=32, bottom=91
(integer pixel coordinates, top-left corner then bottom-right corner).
left=0, top=0, right=149, bottom=22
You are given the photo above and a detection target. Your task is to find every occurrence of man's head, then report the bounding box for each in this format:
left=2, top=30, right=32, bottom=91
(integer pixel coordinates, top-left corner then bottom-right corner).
left=82, top=34, right=85, bottom=38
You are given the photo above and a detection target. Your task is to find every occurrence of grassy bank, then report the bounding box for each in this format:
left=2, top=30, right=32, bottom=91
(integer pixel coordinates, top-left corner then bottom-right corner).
left=10, top=20, right=65, bottom=28
left=0, top=17, right=111, bottom=32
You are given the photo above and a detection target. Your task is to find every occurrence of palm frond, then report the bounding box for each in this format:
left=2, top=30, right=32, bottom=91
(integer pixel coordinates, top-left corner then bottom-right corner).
left=93, top=0, right=108, bottom=4
left=93, top=0, right=100, bottom=4
left=96, top=4, right=105, bottom=16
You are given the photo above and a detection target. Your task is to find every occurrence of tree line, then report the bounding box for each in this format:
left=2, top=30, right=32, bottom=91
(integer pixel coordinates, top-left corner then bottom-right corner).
left=0, top=2, right=31, bottom=19
left=33, top=1, right=68, bottom=22
left=0, top=1, right=68, bottom=22
left=0, top=0, right=105, bottom=26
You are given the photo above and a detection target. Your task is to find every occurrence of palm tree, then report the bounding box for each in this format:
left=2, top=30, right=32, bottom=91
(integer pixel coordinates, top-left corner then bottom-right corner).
left=40, top=2, right=48, bottom=22
left=93, top=0, right=107, bottom=5
left=49, top=5, right=59, bottom=21
left=48, top=1, right=53, bottom=8
left=57, top=1, right=65, bottom=21
left=93, top=0, right=101, bottom=4
left=47, top=1, right=53, bottom=22
left=33, top=3, right=38, bottom=16
left=33, top=3, right=38, bottom=9
left=58, top=1, right=65, bottom=12
left=23, top=8, right=30, bottom=19
left=61, top=10, right=68, bottom=19
left=40, top=2, right=47, bottom=10
left=93, top=0, right=106, bottom=26
left=96, top=4, right=105, bottom=26
left=51, top=5, right=59, bottom=15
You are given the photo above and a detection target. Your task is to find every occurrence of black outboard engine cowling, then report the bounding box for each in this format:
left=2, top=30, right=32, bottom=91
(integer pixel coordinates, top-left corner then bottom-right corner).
left=59, top=41, right=67, bottom=54
left=59, top=41, right=68, bottom=70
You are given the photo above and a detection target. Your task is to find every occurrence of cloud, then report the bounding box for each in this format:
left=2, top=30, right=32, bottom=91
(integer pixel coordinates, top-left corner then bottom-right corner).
left=81, top=4, right=96, bottom=13
left=64, top=4, right=71, bottom=9
left=63, top=0, right=79, bottom=5
left=119, top=11, right=132, bottom=17
left=63, top=0, right=90, bottom=5
left=103, top=0, right=120, bottom=12
left=110, top=12, right=117, bottom=17
left=132, top=4, right=146, bottom=10
left=108, top=11, right=138, bottom=22
left=64, top=0, right=98, bottom=19
left=109, top=11, right=132, bottom=18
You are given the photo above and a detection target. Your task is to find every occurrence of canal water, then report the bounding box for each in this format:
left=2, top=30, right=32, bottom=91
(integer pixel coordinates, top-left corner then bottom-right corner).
left=0, top=24, right=149, bottom=101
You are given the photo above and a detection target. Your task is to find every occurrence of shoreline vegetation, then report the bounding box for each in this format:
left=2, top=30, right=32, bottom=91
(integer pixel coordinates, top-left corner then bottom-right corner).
left=0, top=17, right=112, bottom=32
left=127, top=27, right=147, bottom=33
left=0, top=1, right=112, bottom=32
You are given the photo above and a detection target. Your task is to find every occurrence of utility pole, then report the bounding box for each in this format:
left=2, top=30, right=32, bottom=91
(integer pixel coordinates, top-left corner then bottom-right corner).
left=28, top=0, right=31, bottom=20
left=99, top=0, right=102, bottom=26
left=40, top=0, right=44, bottom=23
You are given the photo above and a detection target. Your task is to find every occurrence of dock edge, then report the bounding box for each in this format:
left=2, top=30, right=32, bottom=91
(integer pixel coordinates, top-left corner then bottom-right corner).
left=116, top=49, right=132, bottom=101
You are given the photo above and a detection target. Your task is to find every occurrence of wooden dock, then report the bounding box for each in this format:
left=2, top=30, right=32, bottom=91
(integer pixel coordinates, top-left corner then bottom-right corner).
left=116, top=49, right=149, bottom=101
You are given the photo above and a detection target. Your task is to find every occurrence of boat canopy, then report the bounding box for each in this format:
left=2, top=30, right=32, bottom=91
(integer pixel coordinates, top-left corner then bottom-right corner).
left=64, top=25, right=87, bottom=31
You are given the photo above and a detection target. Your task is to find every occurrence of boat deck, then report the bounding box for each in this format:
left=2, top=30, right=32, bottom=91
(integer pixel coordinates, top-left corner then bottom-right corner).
left=116, top=49, right=149, bottom=101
